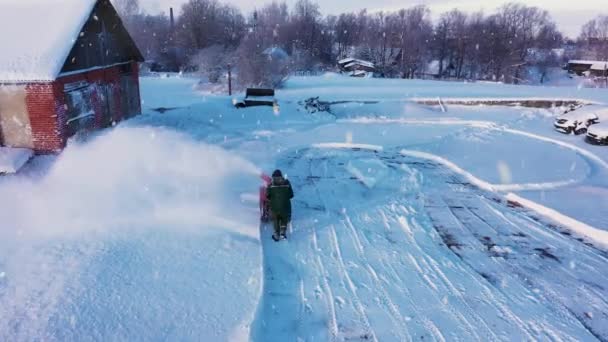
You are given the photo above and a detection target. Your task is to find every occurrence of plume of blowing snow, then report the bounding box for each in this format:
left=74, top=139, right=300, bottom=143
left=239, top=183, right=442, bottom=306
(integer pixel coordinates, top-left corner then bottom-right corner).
left=0, top=126, right=262, bottom=340
left=0, top=126, right=262, bottom=240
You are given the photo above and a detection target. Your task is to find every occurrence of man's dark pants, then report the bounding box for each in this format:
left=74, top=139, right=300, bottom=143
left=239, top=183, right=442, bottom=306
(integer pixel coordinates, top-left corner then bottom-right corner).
left=273, top=213, right=290, bottom=236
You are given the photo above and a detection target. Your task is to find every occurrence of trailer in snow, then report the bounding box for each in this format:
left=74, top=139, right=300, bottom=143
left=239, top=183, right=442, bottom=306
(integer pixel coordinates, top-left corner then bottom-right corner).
left=234, top=88, right=278, bottom=108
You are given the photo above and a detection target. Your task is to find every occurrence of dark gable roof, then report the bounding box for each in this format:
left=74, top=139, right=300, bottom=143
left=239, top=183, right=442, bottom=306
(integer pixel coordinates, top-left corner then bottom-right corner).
left=0, top=0, right=143, bottom=83
left=60, top=0, right=144, bottom=76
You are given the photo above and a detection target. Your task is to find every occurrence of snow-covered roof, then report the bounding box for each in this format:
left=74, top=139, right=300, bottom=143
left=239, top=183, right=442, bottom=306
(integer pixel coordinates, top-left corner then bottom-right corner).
left=588, top=122, right=608, bottom=136
left=0, top=0, right=98, bottom=82
left=590, top=63, right=608, bottom=71
left=339, top=58, right=374, bottom=69
left=338, top=58, right=355, bottom=65
left=344, top=60, right=375, bottom=69
left=568, top=60, right=608, bottom=66
left=560, top=105, right=608, bottom=121
left=559, top=110, right=597, bottom=122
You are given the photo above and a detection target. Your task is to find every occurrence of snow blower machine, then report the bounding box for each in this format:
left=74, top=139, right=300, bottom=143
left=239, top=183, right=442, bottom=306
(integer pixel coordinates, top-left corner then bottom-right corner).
left=259, top=173, right=272, bottom=222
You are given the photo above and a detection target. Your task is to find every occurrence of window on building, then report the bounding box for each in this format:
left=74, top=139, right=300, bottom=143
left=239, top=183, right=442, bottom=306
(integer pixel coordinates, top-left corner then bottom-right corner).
left=64, top=85, right=95, bottom=137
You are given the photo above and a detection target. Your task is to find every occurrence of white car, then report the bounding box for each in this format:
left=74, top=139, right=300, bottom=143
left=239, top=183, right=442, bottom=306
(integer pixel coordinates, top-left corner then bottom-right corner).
left=586, top=122, right=608, bottom=145
left=554, top=105, right=608, bottom=135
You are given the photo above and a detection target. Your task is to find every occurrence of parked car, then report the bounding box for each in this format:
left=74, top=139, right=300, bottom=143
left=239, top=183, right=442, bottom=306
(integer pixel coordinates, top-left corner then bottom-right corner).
left=554, top=105, right=608, bottom=135
left=586, top=122, right=608, bottom=145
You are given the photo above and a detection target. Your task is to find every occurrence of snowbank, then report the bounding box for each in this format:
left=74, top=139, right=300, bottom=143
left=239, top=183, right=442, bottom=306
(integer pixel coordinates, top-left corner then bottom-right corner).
left=0, top=147, right=33, bottom=174
left=502, top=128, right=608, bottom=171
left=506, top=193, right=608, bottom=249
left=340, top=117, right=497, bottom=129
left=400, top=150, right=496, bottom=192
left=401, top=149, right=583, bottom=192
left=0, top=126, right=263, bottom=340
left=400, top=149, right=608, bottom=249
left=312, top=142, right=383, bottom=151
left=0, top=127, right=261, bottom=239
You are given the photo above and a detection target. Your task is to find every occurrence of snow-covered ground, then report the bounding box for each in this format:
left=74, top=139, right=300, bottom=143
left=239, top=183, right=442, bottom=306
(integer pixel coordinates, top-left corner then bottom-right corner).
left=0, top=147, right=33, bottom=174
left=1, top=74, right=608, bottom=341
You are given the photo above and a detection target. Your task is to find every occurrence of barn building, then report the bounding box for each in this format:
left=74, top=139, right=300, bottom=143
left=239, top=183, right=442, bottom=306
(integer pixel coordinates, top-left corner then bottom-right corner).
left=566, top=60, right=608, bottom=76
left=0, top=0, right=144, bottom=153
left=590, top=62, right=608, bottom=78
left=337, top=58, right=376, bottom=76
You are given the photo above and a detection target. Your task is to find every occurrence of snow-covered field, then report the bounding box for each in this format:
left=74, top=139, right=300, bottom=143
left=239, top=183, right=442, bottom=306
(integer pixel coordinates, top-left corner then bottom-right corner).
left=1, top=74, right=608, bottom=341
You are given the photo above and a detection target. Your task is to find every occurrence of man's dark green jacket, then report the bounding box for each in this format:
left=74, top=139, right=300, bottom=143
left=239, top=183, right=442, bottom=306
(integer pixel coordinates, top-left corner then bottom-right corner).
left=267, top=177, right=294, bottom=217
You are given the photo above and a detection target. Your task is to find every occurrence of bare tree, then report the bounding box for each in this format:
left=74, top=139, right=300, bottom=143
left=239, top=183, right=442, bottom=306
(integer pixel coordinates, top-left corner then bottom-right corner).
left=112, top=0, right=141, bottom=41
left=290, top=0, right=322, bottom=70
left=113, top=0, right=140, bottom=18
left=255, top=2, right=290, bottom=49
left=190, top=45, right=235, bottom=83
left=335, top=13, right=359, bottom=59
left=395, top=6, right=432, bottom=78
left=580, top=16, right=608, bottom=60
left=235, top=34, right=290, bottom=88
left=177, top=0, right=244, bottom=56
left=116, top=0, right=577, bottom=84
left=488, top=4, right=556, bottom=83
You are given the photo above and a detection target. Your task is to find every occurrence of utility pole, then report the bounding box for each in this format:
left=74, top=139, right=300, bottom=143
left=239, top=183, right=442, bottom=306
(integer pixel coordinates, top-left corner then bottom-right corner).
left=228, top=63, right=232, bottom=96
left=604, top=63, right=607, bottom=88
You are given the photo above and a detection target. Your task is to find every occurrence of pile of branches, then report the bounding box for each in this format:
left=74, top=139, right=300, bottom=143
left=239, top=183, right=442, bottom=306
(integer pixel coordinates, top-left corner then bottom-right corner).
left=300, top=97, right=332, bottom=114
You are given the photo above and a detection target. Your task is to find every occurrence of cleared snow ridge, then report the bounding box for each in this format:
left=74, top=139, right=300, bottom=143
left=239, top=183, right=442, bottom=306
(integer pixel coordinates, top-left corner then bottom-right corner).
left=401, top=149, right=608, bottom=250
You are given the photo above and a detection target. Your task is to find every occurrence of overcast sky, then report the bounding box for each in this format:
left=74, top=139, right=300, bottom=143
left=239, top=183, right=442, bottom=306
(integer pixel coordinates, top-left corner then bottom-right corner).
left=141, top=0, right=606, bottom=38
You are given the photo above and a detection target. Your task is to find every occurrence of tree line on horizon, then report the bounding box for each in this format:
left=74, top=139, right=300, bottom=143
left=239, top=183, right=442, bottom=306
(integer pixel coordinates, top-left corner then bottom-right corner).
left=113, top=0, right=608, bottom=87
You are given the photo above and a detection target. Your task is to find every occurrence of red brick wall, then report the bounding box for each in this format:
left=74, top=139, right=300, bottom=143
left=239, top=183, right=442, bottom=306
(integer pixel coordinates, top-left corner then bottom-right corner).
left=25, top=83, right=65, bottom=153
left=25, top=63, right=142, bottom=153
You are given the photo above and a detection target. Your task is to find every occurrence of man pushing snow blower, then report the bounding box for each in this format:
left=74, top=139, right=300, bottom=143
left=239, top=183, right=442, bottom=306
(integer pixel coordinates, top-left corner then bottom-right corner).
left=265, top=169, right=294, bottom=241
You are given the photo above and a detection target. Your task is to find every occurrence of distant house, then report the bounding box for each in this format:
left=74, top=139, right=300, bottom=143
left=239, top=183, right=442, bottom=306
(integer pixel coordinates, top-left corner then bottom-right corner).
left=590, top=62, right=608, bottom=77
left=566, top=60, right=608, bottom=76
left=0, top=0, right=144, bottom=153
left=337, top=58, right=375, bottom=75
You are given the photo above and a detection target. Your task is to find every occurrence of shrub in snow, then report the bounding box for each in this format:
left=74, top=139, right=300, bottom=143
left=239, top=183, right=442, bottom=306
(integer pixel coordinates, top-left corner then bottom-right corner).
left=189, top=45, right=235, bottom=84
left=301, top=97, right=331, bottom=114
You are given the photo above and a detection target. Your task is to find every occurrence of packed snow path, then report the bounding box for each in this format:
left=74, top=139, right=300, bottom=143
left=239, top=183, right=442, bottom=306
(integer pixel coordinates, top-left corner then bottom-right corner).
left=252, top=147, right=608, bottom=341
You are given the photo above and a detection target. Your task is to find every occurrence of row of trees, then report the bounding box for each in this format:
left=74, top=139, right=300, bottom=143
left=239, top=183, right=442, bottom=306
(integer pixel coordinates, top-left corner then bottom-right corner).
left=112, top=0, right=608, bottom=86
left=580, top=15, right=608, bottom=61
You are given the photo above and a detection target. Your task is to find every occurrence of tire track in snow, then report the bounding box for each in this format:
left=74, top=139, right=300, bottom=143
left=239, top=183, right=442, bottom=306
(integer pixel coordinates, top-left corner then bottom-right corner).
left=314, top=149, right=531, bottom=340
left=338, top=212, right=412, bottom=342
left=433, top=182, right=608, bottom=340
left=308, top=150, right=433, bottom=340
left=475, top=203, right=608, bottom=340
left=406, top=163, right=581, bottom=341
left=393, top=198, right=504, bottom=341
left=261, top=146, right=604, bottom=341
left=426, top=197, right=559, bottom=341
left=384, top=207, right=498, bottom=341
left=326, top=225, right=379, bottom=342
left=401, top=149, right=608, bottom=250
left=311, top=229, right=340, bottom=342
left=307, top=155, right=377, bottom=341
